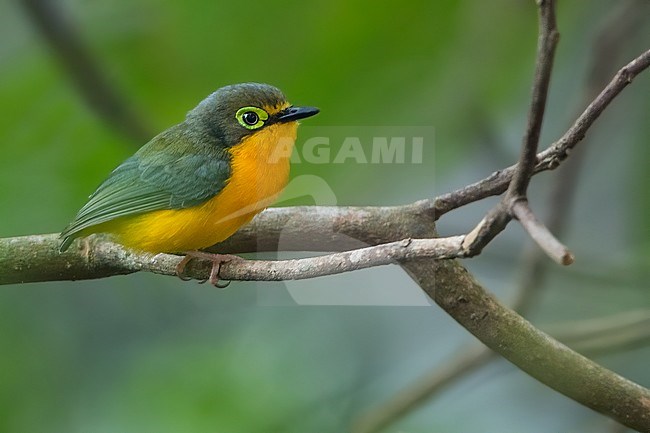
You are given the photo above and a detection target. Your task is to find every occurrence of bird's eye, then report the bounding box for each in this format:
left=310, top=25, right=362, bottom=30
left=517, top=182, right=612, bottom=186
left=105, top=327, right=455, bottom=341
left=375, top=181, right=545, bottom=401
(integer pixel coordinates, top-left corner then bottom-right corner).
left=236, top=107, right=269, bottom=130
left=242, top=111, right=258, bottom=125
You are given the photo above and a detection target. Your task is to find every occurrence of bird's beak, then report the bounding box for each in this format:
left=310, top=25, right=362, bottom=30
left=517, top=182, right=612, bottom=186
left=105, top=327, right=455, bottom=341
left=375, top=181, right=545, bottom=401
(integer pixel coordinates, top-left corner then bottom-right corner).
left=277, top=106, right=320, bottom=123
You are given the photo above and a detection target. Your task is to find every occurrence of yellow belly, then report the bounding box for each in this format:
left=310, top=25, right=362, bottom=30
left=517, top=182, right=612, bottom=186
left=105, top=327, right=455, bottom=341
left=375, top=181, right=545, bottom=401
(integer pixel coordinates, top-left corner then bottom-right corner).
left=97, top=122, right=297, bottom=253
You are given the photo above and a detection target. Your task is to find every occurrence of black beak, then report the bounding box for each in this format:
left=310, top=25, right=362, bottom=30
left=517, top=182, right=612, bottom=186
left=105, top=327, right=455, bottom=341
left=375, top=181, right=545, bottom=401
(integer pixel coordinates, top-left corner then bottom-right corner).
left=277, top=106, right=320, bottom=123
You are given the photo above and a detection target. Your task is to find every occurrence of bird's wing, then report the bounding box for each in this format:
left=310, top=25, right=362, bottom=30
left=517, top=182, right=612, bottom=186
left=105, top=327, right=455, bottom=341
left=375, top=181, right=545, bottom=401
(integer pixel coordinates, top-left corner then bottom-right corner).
left=59, top=131, right=231, bottom=251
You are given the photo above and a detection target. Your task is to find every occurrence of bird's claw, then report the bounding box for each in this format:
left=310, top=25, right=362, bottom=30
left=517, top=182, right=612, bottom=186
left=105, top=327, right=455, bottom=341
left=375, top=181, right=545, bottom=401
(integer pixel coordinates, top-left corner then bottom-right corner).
left=175, top=255, right=195, bottom=281
left=175, top=251, right=238, bottom=288
left=214, top=279, right=231, bottom=289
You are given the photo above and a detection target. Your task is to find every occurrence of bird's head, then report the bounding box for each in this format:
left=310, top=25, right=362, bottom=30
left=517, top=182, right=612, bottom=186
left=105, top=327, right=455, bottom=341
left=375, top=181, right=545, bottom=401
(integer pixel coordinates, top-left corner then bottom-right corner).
left=187, top=82, right=319, bottom=147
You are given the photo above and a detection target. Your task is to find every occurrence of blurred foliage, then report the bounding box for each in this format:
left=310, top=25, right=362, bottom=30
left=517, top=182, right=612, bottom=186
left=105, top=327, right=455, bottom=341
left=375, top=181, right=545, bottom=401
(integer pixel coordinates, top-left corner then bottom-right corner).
left=0, top=1, right=649, bottom=432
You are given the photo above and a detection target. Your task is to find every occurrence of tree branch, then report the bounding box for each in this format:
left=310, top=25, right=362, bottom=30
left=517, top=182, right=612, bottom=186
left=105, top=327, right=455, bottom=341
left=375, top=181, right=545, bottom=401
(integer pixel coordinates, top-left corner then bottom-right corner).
left=352, top=309, right=650, bottom=433
left=404, top=259, right=650, bottom=432
left=461, top=0, right=559, bottom=257
left=433, top=47, right=650, bottom=219
left=509, top=0, right=559, bottom=197
left=0, top=203, right=442, bottom=285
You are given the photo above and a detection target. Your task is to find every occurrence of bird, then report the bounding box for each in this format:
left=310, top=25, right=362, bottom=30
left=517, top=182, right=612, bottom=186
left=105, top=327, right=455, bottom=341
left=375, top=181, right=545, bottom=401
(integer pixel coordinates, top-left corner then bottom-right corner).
left=59, top=83, right=319, bottom=285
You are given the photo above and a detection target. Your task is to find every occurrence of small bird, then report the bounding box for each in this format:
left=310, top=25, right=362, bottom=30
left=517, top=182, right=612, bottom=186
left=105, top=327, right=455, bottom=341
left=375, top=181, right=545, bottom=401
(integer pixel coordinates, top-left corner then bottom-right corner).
left=60, top=83, right=319, bottom=285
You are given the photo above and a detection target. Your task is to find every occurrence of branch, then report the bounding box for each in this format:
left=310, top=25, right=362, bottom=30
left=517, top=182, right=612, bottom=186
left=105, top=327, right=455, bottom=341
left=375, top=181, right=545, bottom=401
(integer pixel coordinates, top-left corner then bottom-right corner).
left=0, top=203, right=444, bottom=285
left=20, top=0, right=152, bottom=143
left=509, top=0, right=559, bottom=197
left=404, top=259, right=650, bottom=432
left=461, top=0, right=560, bottom=256
left=176, top=236, right=462, bottom=283
left=4, top=26, right=650, bottom=275
left=433, top=47, right=650, bottom=219
left=511, top=200, right=574, bottom=265
left=352, top=310, right=650, bottom=433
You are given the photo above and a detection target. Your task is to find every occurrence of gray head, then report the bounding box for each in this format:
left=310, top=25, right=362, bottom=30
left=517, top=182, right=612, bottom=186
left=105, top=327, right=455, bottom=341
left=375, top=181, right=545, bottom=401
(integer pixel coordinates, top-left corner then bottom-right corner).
left=186, top=82, right=319, bottom=146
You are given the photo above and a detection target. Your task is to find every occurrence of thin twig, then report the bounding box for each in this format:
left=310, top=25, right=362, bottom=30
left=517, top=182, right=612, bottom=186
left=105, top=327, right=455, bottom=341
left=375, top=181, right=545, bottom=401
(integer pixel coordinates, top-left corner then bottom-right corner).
left=511, top=200, right=574, bottom=265
left=210, top=236, right=465, bottom=282
left=434, top=48, right=650, bottom=219
left=511, top=144, right=586, bottom=311
left=460, top=0, right=560, bottom=256
left=509, top=0, right=559, bottom=197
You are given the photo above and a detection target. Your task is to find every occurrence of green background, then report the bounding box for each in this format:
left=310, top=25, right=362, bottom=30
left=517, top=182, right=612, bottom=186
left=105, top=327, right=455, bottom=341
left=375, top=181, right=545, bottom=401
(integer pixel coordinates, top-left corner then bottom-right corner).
left=1, top=1, right=648, bottom=432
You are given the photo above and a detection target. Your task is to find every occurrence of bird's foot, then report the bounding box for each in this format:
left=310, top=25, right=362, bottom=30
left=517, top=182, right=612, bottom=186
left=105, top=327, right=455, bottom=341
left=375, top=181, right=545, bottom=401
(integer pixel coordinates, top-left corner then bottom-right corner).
left=175, top=251, right=239, bottom=288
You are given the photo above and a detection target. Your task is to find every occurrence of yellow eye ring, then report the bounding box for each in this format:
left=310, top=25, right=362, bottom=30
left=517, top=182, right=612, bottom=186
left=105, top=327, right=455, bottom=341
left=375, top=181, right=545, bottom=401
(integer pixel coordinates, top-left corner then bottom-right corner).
left=236, top=107, right=269, bottom=130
